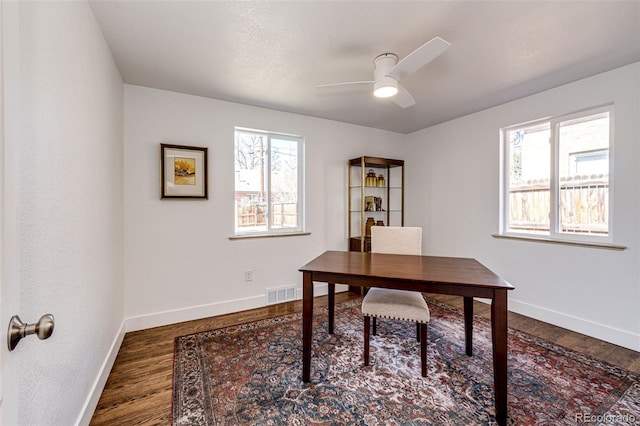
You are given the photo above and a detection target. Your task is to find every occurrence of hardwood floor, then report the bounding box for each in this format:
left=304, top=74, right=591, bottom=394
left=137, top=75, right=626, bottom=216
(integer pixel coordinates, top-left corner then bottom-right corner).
left=90, top=292, right=640, bottom=425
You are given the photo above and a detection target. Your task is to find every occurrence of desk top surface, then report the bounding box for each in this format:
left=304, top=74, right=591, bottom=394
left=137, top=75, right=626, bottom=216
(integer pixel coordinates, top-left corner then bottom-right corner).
left=299, top=250, right=514, bottom=290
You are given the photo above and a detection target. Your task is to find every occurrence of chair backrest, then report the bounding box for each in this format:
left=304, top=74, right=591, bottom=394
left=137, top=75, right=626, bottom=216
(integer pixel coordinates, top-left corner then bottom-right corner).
left=371, top=226, right=422, bottom=255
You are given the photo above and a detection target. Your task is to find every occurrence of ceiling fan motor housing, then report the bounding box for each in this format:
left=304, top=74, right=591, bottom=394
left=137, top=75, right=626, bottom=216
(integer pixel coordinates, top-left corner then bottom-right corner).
left=373, top=53, right=399, bottom=97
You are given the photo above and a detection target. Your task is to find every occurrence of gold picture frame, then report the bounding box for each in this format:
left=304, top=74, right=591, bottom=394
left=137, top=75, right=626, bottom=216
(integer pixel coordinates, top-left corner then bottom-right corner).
left=161, top=143, right=208, bottom=199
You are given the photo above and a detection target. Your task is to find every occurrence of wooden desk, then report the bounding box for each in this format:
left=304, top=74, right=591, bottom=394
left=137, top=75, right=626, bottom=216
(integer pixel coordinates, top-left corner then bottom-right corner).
left=299, top=250, right=515, bottom=426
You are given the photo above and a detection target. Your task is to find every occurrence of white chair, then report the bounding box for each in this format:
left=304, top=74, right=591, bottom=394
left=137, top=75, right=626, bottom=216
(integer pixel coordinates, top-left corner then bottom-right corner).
left=362, top=226, right=430, bottom=377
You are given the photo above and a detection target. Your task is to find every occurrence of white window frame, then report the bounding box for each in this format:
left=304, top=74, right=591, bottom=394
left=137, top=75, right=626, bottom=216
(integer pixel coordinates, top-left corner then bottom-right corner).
left=500, top=105, right=614, bottom=244
left=234, top=128, right=305, bottom=237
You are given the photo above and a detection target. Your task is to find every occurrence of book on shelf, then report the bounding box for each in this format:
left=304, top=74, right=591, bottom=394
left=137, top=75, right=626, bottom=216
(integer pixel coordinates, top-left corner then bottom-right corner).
left=364, top=196, right=384, bottom=212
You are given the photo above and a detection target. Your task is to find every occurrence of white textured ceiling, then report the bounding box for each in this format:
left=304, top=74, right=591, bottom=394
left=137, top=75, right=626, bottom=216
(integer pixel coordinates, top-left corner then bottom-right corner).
left=89, top=1, right=640, bottom=134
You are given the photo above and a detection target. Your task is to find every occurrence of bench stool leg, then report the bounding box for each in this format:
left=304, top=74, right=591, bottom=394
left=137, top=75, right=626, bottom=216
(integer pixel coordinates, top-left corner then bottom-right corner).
left=420, top=322, right=428, bottom=377
left=364, top=316, right=371, bottom=366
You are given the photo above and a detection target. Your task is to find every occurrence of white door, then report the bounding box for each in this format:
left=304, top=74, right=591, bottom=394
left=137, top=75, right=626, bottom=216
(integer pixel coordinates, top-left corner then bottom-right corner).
left=2, top=2, right=28, bottom=422
left=0, top=0, right=4, bottom=417
left=1, top=3, right=125, bottom=423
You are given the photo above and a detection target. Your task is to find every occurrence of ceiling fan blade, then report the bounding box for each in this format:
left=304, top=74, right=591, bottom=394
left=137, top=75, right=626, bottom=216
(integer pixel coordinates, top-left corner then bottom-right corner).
left=387, top=37, right=451, bottom=81
left=393, top=84, right=415, bottom=108
left=315, top=81, right=374, bottom=89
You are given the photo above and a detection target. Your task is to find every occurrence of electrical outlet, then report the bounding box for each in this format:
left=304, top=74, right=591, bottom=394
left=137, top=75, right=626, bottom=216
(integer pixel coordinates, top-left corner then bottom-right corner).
left=244, top=270, right=253, bottom=282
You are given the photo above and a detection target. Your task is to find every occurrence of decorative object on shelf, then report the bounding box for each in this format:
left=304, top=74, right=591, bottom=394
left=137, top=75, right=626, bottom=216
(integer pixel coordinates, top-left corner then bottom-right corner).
left=377, top=174, right=385, bottom=187
left=376, top=220, right=385, bottom=226
left=365, top=196, right=375, bottom=212
left=374, top=197, right=383, bottom=211
left=161, top=143, right=208, bottom=199
left=365, top=217, right=375, bottom=236
left=365, top=196, right=385, bottom=212
left=366, top=169, right=377, bottom=187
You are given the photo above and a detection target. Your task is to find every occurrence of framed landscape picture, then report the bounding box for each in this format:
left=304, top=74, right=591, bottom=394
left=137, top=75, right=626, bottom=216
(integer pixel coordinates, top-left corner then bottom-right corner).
left=161, top=143, right=208, bottom=199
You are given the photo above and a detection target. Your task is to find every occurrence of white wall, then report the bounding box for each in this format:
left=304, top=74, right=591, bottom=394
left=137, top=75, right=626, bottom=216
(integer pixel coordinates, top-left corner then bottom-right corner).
left=123, top=85, right=404, bottom=328
left=405, top=63, right=640, bottom=351
left=2, top=2, right=124, bottom=425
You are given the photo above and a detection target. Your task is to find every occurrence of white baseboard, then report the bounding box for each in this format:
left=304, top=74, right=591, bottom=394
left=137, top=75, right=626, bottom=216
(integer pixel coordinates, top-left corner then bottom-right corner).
left=124, top=294, right=267, bottom=332
left=477, top=297, right=639, bottom=352
left=75, top=320, right=126, bottom=426
left=303, top=283, right=349, bottom=298
left=124, top=284, right=348, bottom=333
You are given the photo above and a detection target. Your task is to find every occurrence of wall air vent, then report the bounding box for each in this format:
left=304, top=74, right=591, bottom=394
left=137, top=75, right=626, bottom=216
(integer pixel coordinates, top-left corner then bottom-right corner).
left=266, top=285, right=296, bottom=305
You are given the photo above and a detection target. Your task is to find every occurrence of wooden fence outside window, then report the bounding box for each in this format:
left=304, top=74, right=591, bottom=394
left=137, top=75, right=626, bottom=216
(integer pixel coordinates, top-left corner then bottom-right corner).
left=237, top=202, right=297, bottom=228
left=509, top=175, right=608, bottom=234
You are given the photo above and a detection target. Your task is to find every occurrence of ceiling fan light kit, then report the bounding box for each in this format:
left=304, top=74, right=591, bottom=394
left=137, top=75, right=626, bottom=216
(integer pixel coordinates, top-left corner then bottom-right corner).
left=317, top=37, right=451, bottom=108
left=374, top=85, right=398, bottom=98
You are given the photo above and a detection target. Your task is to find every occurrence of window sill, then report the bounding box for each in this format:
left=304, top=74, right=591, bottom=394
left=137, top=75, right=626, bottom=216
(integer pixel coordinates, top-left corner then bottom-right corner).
left=229, top=231, right=311, bottom=240
left=491, top=234, right=626, bottom=251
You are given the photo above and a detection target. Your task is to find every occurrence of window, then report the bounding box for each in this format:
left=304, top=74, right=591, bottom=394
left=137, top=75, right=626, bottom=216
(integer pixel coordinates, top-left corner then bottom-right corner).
left=501, top=106, right=612, bottom=241
left=234, top=128, right=304, bottom=236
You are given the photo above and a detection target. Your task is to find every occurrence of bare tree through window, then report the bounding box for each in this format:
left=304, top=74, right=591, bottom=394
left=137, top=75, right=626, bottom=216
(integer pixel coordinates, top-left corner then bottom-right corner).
left=234, top=129, right=303, bottom=235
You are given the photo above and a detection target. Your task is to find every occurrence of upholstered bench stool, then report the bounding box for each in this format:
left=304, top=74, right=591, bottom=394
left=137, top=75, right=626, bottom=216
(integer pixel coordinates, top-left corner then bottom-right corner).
left=362, top=287, right=430, bottom=377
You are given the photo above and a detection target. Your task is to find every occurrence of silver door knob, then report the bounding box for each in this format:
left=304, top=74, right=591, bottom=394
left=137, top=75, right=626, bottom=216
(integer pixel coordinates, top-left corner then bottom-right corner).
left=7, top=314, right=55, bottom=351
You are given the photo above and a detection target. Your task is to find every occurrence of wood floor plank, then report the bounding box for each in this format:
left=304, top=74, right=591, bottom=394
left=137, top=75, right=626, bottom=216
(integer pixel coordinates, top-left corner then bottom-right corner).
left=90, top=292, right=639, bottom=424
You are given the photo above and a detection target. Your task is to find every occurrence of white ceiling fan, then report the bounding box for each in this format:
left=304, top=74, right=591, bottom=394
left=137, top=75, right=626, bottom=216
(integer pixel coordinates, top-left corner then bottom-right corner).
left=316, top=37, right=451, bottom=108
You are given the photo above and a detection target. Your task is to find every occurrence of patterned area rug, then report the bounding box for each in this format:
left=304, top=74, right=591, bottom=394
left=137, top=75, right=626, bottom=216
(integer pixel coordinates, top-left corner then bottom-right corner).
left=173, top=298, right=639, bottom=425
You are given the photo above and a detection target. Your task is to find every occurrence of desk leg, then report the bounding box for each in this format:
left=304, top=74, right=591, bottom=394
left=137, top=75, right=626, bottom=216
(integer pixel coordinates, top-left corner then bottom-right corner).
left=463, top=296, right=473, bottom=356
left=302, top=272, right=314, bottom=383
left=328, top=283, right=335, bottom=335
left=491, top=290, right=508, bottom=426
